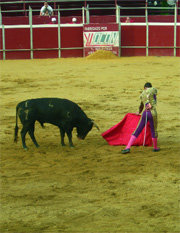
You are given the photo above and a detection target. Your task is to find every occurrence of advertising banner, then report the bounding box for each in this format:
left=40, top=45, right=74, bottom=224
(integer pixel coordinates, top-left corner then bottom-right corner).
left=83, top=23, right=119, bottom=57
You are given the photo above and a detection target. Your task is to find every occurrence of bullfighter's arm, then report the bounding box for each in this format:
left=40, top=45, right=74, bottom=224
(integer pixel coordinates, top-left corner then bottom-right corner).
left=138, top=101, right=144, bottom=114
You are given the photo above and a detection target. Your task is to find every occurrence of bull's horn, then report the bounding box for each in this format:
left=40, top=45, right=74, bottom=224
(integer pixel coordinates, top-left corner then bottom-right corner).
left=92, top=121, right=100, bottom=131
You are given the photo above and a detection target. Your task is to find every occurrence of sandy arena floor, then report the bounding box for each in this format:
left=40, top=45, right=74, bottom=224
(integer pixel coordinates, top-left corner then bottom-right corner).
left=0, top=54, right=180, bottom=232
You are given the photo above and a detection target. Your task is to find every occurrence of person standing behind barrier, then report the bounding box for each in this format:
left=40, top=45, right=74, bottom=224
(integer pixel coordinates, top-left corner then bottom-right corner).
left=72, top=17, right=77, bottom=23
left=40, top=1, right=54, bottom=16
left=167, top=0, right=176, bottom=6
left=125, top=17, right=134, bottom=23
left=167, top=0, right=176, bottom=14
left=50, top=17, right=57, bottom=24
left=121, top=82, right=160, bottom=154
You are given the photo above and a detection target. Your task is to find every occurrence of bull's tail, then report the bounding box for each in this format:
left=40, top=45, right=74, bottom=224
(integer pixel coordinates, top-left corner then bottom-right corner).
left=14, top=105, right=19, bottom=143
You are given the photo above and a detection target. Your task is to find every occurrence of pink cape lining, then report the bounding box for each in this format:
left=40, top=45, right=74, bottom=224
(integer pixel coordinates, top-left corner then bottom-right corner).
left=101, top=113, right=152, bottom=146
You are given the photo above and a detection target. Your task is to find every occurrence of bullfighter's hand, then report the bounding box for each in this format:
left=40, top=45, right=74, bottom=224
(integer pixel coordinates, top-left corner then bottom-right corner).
left=135, top=111, right=140, bottom=115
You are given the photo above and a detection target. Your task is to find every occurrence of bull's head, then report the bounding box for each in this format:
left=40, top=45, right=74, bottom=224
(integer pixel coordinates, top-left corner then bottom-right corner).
left=77, top=119, right=99, bottom=140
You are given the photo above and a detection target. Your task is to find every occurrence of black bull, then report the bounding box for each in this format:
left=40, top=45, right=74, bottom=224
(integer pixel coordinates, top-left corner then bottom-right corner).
left=14, top=98, right=99, bottom=150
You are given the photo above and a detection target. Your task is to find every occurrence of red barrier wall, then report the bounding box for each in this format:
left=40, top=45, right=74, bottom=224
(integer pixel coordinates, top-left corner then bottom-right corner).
left=5, top=28, right=31, bottom=59
left=61, top=27, right=83, bottom=58
left=0, top=26, right=83, bottom=59
left=0, top=29, right=2, bottom=60
left=177, top=26, right=180, bottom=56
left=121, top=26, right=146, bottom=56
left=33, top=28, right=58, bottom=59
left=149, top=25, right=174, bottom=56
left=0, top=24, right=179, bottom=59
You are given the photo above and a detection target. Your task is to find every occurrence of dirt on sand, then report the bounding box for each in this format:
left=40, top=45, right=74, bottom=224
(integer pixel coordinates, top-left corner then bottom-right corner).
left=0, top=53, right=180, bottom=232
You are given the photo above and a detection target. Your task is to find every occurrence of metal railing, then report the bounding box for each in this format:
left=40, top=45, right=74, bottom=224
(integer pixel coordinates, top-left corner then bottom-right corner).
left=0, top=0, right=178, bottom=16
left=0, top=4, right=179, bottom=22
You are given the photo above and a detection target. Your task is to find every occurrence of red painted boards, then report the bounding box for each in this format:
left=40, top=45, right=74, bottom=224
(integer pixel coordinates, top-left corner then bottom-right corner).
left=61, top=26, right=83, bottom=58
left=33, top=27, right=58, bottom=59
left=5, top=28, right=30, bottom=59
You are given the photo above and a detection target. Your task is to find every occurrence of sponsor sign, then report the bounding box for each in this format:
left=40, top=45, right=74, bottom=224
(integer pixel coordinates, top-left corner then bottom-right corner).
left=83, top=24, right=119, bottom=56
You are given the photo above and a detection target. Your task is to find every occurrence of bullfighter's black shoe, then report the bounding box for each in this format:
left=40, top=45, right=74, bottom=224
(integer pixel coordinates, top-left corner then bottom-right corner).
left=153, top=148, right=160, bottom=152
left=121, top=149, right=130, bottom=154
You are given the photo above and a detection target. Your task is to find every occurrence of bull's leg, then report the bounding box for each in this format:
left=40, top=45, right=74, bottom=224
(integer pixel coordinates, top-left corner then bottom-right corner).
left=59, top=127, right=66, bottom=146
left=21, top=126, right=29, bottom=150
left=66, top=130, right=74, bottom=147
left=28, top=124, right=40, bottom=148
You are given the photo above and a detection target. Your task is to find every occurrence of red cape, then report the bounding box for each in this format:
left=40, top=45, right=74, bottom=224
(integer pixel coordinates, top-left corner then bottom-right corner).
left=102, top=113, right=152, bottom=146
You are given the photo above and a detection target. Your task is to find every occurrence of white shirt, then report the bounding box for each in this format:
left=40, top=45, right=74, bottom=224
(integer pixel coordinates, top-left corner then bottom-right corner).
left=40, top=5, right=53, bottom=15
left=167, top=0, right=176, bottom=6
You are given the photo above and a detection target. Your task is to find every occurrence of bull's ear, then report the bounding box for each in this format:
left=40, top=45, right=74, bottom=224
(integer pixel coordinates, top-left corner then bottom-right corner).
left=91, top=119, right=100, bottom=131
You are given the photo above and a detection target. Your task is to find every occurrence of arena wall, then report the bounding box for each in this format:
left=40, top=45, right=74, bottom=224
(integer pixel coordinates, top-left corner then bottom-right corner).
left=0, top=16, right=180, bottom=59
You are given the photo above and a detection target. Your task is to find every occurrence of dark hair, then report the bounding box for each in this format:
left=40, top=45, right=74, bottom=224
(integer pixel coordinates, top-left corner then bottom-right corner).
left=144, top=82, right=152, bottom=88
